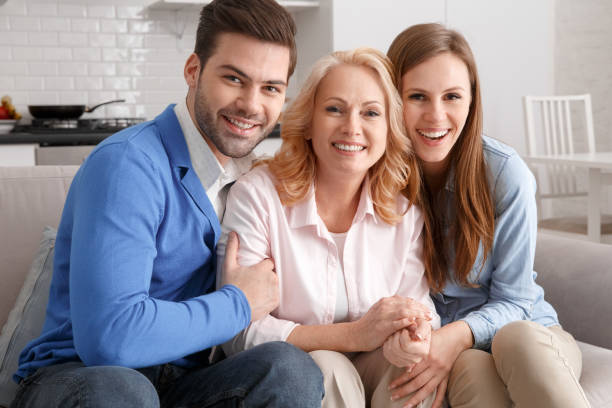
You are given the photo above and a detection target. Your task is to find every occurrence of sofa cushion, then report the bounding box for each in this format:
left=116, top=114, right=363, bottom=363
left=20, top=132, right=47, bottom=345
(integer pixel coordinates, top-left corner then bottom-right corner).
left=579, top=340, right=612, bottom=408
left=0, top=165, right=78, bottom=328
left=0, top=227, right=56, bottom=408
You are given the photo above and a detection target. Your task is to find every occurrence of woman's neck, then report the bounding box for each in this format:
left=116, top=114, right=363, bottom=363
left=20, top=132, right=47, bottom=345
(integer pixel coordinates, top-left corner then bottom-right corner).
left=422, top=160, right=450, bottom=193
left=315, top=171, right=365, bottom=234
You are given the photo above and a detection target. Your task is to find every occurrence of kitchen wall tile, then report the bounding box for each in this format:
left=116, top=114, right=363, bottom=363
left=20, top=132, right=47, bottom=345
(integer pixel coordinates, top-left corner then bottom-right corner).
left=0, top=77, right=15, bottom=91
left=8, top=91, right=30, bottom=106
left=29, top=32, right=58, bottom=46
left=0, top=62, right=28, bottom=76
left=134, top=104, right=147, bottom=118
left=0, top=16, right=10, bottom=31
left=12, top=47, right=43, bottom=61
left=101, top=20, right=128, bottom=34
left=0, top=46, right=11, bottom=60
left=59, top=62, right=88, bottom=76
left=105, top=104, right=132, bottom=118
left=89, top=33, right=116, bottom=48
left=117, top=34, right=144, bottom=48
left=0, top=2, right=204, bottom=120
left=117, top=6, right=145, bottom=20
left=73, top=47, right=101, bottom=62
left=88, top=91, right=118, bottom=105
left=102, top=48, right=128, bottom=62
left=160, top=77, right=187, bottom=90
left=42, top=17, right=71, bottom=32
left=88, top=62, right=116, bottom=76
left=58, top=4, right=87, bottom=18
left=130, top=48, right=153, bottom=62
left=76, top=77, right=103, bottom=91
left=87, top=5, right=116, bottom=19
left=144, top=91, right=181, bottom=104
left=10, top=16, right=41, bottom=32
left=28, top=91, right=59, bottom=105
left=151, top=48, right=189, bottom=63
left=117, top=62, right=145, bottom=76
left=0, top=2, right=27, bottom=16
left=26, top=3, right=58, bottom=17
left=133, top=77, right=162, bottom=90
left=103, top=77, right=132, bottom=91
left=129, top=20, right=155, bottom=34
left=43, top=47, right=72, bottom=61
left=117, top=91, right=142, bottom=104
left=72, top=18, right=100, bottom=33
left=28, top=62, right=58, bottom=76
left=145, top=62, right=181, bottom=77
left=144, top=34, right=176, bottom=49
left=15, top=77, right=44, bottom=91
left=59, top=32, right=88, bottom=47
left=44, top=77, right=74, bottom=91
left=143, top=104, right=168, bottom=119
left=59, top=91, right=89, bottom=104
left=0, top=32, right=29, bottom=46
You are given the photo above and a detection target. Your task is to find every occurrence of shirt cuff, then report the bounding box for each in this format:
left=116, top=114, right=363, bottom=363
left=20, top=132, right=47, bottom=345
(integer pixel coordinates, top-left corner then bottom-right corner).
left=460, top=315, right=492, bottom=350
left=218, top=284, right=251, bottom=324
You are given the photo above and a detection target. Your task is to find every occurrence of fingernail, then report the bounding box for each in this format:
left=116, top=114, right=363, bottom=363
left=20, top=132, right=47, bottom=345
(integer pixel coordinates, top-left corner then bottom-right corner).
left=390, top=395, right=397, bottom=401
left=416, top=333, right=423, bottom=341
left=404, top=404, right=414, bottom=408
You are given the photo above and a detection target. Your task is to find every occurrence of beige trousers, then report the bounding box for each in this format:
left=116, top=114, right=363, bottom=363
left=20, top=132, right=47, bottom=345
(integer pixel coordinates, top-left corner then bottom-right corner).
left=447, top=321, right=590, bottom=408
left=309, top=348, right=436, bottom=408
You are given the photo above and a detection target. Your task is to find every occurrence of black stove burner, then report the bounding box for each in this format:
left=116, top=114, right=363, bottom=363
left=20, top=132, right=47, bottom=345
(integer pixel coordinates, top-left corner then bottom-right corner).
left=15, top=117, right=146, bottom=133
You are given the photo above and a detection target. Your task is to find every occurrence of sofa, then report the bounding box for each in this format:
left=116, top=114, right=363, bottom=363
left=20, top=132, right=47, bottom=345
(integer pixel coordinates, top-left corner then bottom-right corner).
left=0, top=165, right=611, bottom=407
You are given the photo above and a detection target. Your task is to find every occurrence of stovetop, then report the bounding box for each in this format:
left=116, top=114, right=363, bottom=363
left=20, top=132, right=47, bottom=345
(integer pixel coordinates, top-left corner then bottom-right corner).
left=3, top=117, right=146, bottom=146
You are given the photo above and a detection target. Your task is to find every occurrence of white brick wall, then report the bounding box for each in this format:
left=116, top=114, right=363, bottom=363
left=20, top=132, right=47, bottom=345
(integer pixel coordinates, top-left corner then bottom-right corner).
left=0, top=0, right=198, bottom=120
left=554, top=0, right=612, bottom=216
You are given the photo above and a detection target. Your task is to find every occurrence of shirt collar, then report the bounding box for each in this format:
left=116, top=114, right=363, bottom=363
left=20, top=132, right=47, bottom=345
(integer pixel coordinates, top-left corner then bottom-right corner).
left=287, top=174, right=377, bottom=230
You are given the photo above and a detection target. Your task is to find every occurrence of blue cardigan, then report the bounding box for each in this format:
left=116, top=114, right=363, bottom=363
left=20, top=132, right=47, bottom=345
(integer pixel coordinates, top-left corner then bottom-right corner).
left=15, top=105, right=251, bottom=382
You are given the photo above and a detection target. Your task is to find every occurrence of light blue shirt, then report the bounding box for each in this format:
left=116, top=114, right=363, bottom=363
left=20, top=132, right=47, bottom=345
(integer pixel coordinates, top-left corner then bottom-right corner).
left=433, top=136, right=559, bottom=350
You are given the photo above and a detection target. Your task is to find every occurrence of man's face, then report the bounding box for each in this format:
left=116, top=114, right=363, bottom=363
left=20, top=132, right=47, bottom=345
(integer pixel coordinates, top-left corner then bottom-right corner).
left=185, top=32, right=290, bottom=163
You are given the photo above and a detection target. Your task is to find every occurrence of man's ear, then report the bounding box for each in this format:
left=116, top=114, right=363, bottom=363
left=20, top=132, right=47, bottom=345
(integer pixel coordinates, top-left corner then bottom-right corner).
left=184, top=53, right=201, bottom=88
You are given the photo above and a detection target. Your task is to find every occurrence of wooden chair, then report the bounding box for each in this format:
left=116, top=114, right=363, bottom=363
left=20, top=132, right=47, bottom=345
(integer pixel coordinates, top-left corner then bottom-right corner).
left=523, top=94, right=612, bottom=239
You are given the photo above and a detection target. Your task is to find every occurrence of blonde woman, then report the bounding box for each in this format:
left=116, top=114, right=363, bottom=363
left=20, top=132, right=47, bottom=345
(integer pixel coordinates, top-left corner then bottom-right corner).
left=217, top=48, right=440, bottom=407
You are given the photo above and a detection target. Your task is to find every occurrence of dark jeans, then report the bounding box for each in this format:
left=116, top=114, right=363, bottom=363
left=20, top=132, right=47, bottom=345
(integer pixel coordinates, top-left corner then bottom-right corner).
left=10, top=341, right=323, bottom=408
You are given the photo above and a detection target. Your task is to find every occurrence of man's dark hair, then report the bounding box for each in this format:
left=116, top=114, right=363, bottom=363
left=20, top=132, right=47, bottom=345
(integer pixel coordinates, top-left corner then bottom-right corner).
left=195, top=0, right=297, bottom=78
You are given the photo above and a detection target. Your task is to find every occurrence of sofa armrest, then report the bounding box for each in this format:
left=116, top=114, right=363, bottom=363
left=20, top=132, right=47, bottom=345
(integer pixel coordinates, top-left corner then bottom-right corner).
left=535, top=232, right=612, bottom=349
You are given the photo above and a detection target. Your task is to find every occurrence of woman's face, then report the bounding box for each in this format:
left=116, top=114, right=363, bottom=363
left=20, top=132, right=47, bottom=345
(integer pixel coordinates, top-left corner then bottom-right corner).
left=310, top=64, right=388, bottom=182
left=401, top=52, right=471, bottom=176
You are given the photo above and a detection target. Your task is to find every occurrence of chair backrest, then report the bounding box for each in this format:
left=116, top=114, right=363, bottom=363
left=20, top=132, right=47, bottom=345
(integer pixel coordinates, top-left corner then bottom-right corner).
left=523, top=94, right=596, bottom=156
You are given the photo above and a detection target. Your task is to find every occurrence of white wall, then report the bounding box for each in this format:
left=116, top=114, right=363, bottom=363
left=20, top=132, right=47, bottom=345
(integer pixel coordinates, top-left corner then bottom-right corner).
left=554, top=0, right=612, bottom=215
left=327, top=0, right=556, bottom=155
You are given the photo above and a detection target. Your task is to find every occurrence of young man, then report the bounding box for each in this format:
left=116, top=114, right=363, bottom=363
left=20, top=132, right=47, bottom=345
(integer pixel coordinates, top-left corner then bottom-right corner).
left=10, top=1, right=323, bottom=407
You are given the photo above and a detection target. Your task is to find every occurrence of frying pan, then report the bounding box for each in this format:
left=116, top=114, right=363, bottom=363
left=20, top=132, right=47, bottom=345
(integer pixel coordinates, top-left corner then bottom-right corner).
left=28, top=99, right=126, bottom=119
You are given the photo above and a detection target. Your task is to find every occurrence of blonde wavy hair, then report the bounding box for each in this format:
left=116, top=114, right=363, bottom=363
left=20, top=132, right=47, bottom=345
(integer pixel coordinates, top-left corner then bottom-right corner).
left=260, top=47, right=421, bottom=224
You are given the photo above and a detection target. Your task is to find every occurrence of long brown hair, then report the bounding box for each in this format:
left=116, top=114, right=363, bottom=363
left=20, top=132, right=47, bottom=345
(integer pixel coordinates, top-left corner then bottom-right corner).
left=387, top=23, right=494, bottom=292
left=261, top=47, right=421, bottom=224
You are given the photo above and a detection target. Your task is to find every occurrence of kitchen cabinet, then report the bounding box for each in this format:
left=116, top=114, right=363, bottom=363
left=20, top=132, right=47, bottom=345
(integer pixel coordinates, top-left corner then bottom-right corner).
left=0, top=144, right=37, bottom=166
left=35, top=146, right=95, bottom=166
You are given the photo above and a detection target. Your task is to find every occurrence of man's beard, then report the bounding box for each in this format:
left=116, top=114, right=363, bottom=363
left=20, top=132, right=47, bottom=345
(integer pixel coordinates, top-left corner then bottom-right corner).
left=193, top=87, right=274, bottom=158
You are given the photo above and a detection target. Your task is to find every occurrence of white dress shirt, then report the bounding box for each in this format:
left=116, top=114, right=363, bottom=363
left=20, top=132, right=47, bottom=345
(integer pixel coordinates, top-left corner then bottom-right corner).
left=217, top=165, right=441, bottom=355
left=174, top=100, right=255, bottom=220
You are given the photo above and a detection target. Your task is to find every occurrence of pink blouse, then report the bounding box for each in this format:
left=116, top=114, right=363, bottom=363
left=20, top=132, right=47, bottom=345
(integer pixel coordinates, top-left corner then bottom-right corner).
left=217, top=165, right=440, bottom=355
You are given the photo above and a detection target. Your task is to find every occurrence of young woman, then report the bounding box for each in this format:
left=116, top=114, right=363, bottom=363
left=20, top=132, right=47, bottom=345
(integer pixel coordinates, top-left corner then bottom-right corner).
left=217, top=48, right=440, bottom=407
left=386, top=23, right=589, bottom=408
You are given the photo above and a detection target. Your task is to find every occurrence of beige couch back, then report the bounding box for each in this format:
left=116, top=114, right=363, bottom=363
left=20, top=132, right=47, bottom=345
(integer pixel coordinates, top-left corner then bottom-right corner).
left=0, top=166, right=78, bottom=328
